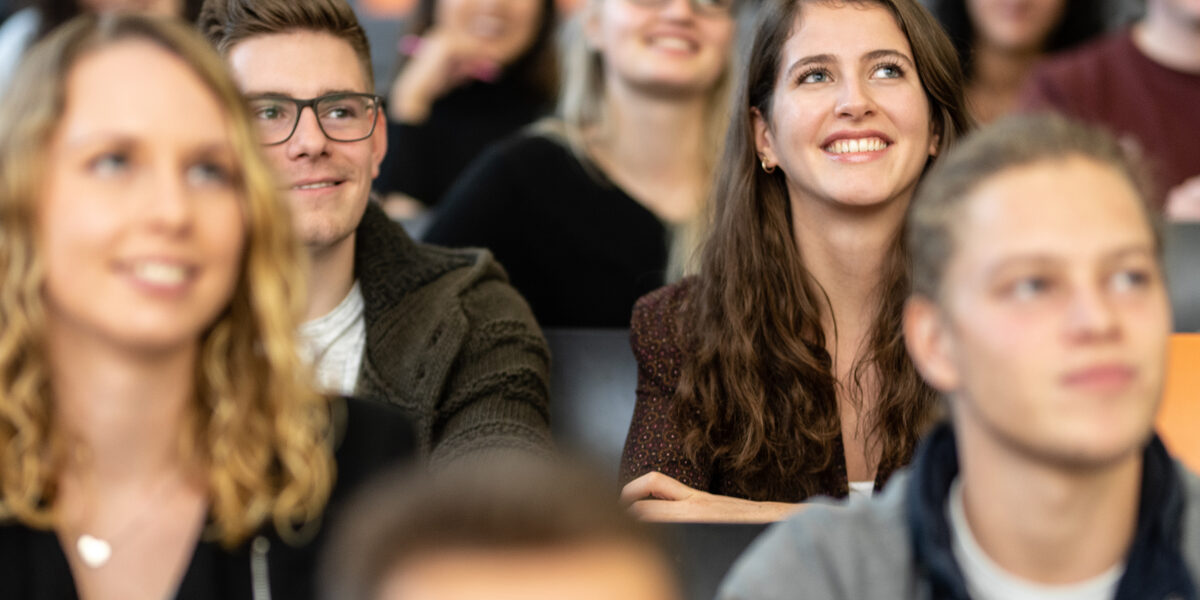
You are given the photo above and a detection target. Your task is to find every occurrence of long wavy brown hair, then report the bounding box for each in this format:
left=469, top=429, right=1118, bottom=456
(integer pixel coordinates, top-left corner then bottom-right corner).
left=0, top=14, right=333, bottom=546
left=674, top=0, right=973, bottom=500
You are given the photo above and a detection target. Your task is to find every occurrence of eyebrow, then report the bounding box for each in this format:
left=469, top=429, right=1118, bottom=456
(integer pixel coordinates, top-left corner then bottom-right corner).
left=783, top=48, right=916, bottom=81
left=243, top=88, right=363, bottom=99
left=982, top=244, right=1157, bottom=280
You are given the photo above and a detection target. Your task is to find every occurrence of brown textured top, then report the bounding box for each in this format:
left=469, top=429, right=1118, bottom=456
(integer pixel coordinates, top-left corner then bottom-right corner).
left=618, top=279, right=895, bottom=502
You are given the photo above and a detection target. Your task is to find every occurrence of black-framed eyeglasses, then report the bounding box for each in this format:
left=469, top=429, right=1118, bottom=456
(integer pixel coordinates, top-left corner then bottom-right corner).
left=624, top=0, right=735, bottom=15
left=247, top=93, right=384, bottom=146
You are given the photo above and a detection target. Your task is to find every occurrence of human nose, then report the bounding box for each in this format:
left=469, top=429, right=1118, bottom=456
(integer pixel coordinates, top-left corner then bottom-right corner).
left=835, top=76, right=875, bottom=120
left=1064, top=280, right=1120, bottom=342
left=659, top=0, right=698, bottom=20
left=284, top=104, right=330, bottom=159
left=144, top=160, right=194, bottom=235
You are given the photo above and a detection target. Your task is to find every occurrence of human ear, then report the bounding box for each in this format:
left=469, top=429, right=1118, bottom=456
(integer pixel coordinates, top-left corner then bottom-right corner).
left=903, top=295, right=961, bottom=393
left=370, top=108, right=387, bottom=179
left=582, top=3, right=604, bottom=51
left=751, top=107, right=778, bottom=171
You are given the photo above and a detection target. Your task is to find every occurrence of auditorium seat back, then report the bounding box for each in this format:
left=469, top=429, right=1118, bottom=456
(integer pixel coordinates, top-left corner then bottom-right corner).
left=1166, top=223, right=1200, bottom=333
left=545, top=328, right=639, bottom=479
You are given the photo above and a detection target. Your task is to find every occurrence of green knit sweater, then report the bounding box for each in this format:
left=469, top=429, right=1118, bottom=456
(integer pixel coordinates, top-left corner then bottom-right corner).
left=352, top=203, right=553, bottom=467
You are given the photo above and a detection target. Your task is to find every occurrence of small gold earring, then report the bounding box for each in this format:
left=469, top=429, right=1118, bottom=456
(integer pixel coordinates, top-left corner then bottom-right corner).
left=760, top=159, right=776, bottom=174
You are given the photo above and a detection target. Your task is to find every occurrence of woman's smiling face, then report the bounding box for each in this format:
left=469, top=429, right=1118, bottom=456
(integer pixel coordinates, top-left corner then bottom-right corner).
left=754, top=2, right=937, bottom=210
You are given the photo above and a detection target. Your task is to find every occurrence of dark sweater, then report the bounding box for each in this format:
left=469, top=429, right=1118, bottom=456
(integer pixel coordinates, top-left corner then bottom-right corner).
left=373, top=76, right=549, bottom=207
left=1020, top=29, right=1200, bottom=207
left=423, top=133, right=671, bottom=328
left=0, top=397, right=416, bottom=600
left=352, top=203, right=553, bottom=466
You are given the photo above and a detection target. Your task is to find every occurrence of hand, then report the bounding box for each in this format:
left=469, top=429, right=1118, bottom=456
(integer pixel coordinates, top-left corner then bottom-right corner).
left=1166, top=176, right=1200, bottom=222
left=620, top=471, right=803, bottom=523
left=388, top=30, right=500, bottom=124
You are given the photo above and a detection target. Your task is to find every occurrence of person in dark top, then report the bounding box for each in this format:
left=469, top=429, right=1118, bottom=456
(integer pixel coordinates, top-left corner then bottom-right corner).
left=373, top=0, right=558, bottom=217
left=424, top=0, right=738, bottom=328
left=0, top=15, right=413, bottom=599
left=1019, top=0, right=1200, bottom=215
left=719, top=113, right=1194, bottom=600
left=619, top=0, right=973, bottom=522
left=924, top=0, right=1105, bottom=123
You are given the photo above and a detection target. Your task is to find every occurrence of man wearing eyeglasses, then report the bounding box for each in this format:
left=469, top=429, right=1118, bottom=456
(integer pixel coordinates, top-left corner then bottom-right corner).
left=198, top=0, right=553, bottom=466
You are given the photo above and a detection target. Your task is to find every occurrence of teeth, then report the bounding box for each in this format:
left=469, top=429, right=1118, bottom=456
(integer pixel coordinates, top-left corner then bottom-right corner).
left=651, top=37, right=694, bottom=51
left=293, top=182, right=336, bottom=190
left=825, top=137, right=888, bottom=154
left=133, top=262, right=187, bottom=286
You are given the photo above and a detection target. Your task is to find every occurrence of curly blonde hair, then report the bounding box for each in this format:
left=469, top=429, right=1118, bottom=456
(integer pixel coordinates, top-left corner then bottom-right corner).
left=0, top=14, right=333, bottom=546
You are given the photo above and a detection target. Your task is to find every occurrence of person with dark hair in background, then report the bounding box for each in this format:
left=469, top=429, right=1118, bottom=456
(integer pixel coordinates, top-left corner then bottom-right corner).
left=1020, top=0, right=1200, bottom=216
left=718, top=113, right=1200, bottom=600
left=373, top=0, right=558, bottom=218
left=320, top=458, right=682, bottom=600
left=924, top=0, right=1105, bottom=123
left=198, top=0, right=553, bottom=466
left=618, top=0, right=972, bottom=523
left=0, top=14, right=414, bottom=599
left=0, top=0, right=203, bottom=89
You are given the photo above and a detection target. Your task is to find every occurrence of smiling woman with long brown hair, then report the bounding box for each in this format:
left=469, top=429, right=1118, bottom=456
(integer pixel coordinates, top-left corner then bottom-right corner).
left=619, top=0, right=972, bottom=522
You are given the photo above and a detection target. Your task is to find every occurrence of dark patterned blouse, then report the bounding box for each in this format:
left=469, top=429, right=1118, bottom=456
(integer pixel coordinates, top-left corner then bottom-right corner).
left=617, top=278, right=901, bottom=502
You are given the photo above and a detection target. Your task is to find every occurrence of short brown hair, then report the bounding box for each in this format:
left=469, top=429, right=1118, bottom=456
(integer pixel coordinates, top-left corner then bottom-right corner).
left=908, top=113, right=1161, bottom=302
left=318, top=458, right=675, bottom=600
left=197, top=0, right=375, bottom=91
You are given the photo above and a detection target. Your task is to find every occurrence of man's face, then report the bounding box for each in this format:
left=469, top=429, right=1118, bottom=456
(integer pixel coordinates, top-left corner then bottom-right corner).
left=227, top=31, right=385, bottom=252
left=905, top=156, right=1170, bottom=471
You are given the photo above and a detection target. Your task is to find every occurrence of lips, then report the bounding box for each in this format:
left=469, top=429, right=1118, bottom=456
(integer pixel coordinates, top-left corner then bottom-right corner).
left=289, top=178, right=344, bottom=191
left=1061, top=363, right=1137, bottom=393
left=121, top=258, right=196, bottom=292
left=821, top=130, right=894, bottom=155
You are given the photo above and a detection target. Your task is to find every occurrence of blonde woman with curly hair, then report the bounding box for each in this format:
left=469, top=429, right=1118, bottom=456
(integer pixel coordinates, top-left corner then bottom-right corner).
left=0, top=13, right=413, bottom=600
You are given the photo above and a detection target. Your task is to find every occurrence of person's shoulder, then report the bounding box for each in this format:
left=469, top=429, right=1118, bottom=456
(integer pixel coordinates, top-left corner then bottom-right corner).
left=717, top=474, right=918, bottom=600
left=631, top=278, right=695, bottom=354
left=633, top=278, right=695, bottom=327
left=467, top=127, right=577, bottom=174
left=1032, top=29, right=1132, bottom=83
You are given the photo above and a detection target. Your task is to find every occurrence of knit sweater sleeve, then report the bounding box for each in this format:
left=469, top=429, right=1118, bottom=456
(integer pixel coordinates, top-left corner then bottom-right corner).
left=428, top=257, right=554, bottom=468
left=618, top=281, right=711, bottom=489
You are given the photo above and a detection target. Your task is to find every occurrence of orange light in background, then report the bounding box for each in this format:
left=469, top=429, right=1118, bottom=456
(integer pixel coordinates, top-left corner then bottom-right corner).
left=1157, top=334, right=1200, bottom=474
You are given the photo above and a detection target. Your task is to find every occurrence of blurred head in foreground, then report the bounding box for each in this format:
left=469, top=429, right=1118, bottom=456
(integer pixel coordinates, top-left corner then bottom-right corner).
left=320, top=458, right=682, bottom=600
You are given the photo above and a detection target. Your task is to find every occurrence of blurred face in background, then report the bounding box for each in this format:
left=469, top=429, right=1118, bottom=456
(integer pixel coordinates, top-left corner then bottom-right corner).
left=377, top=542, right=682, bottom=600
left=966, top=0, right=1066, bottom=53
left=39, top=40, right=245, bottom=356
left=907, top=155, right=1169, bottom=470
left=586, top=0, right=734, bottom=98
left=434, top=0, right=544, bottom=65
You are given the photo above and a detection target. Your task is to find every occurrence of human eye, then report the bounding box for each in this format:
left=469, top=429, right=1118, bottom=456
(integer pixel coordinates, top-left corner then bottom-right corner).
left=1109, top=268, right=1154, bottom=294
left=320, top=95, right=366, bottom=120
left=185, top=160, right=235, bottom=188
left=1006, top=275, right=1055, bottom=302
left=249, top=99, right=290, bottom=121
left=870, top=61, right=904, bottom=79
left=88, top=151, right=130, bottom=178
left=797, top=68, right=831, bottom=85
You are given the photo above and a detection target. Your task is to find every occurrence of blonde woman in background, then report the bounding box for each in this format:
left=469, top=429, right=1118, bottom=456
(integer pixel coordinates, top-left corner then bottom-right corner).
left=422, top=0, right=738, bottom=328
left=0, top=14, right=412, bottom=600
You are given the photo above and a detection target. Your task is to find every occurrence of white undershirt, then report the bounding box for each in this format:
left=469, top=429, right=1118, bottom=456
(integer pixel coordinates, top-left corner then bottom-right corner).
left=848, top=480, right=874, bottom=499
left=298, top=282, right=366, bottom=395
left=947, top=478, right=1123, bottom=600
